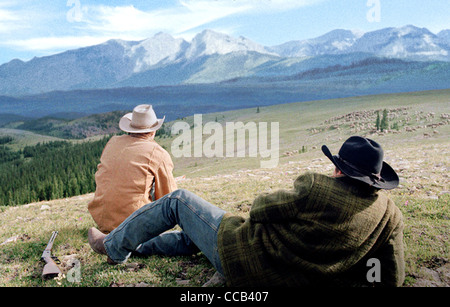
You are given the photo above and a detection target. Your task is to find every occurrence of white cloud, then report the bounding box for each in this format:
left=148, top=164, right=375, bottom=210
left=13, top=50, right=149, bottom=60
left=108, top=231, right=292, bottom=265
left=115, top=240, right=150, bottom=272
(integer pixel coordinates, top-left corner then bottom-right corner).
left=78, top=0, right=325, bottom=36
left=80, top=2, right=248, bottom=37
left=0, top=8, right=16, bottom=20
left=180, top=0, right=324, bottom=13
left=1, top=0, right=325, bottom=53
left=0, top=4, right=24, bottom=33
left=3, top=36, right=119, bottom=51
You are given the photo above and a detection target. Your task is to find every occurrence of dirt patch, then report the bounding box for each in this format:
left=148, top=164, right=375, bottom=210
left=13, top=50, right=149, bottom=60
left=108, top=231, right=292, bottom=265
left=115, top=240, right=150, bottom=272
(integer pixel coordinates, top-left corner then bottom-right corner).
left=408, top=257, right=449, bottom=287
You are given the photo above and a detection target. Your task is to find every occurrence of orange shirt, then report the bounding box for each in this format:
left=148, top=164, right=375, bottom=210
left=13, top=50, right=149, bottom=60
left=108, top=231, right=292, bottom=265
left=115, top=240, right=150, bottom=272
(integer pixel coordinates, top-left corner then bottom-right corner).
left=88, top=134, right=177, bottom=233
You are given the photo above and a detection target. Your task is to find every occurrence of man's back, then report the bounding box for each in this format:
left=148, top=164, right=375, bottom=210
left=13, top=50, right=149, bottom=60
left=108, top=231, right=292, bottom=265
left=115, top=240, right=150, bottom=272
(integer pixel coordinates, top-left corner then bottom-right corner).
left=88, top=134, right=177, bottom=233
left=218, top=172, right=405, bottom=287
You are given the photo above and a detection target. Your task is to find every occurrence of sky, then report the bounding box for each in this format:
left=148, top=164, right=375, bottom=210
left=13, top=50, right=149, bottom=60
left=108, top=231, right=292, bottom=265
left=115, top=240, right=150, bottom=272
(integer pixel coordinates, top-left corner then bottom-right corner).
left=0, top=0, right=449, bottom=65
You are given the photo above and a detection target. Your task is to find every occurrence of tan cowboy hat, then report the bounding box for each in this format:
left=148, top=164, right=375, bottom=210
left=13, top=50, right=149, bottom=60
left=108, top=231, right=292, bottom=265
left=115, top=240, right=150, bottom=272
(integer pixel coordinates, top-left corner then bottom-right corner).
left=119, top=104, right=165, bottom=133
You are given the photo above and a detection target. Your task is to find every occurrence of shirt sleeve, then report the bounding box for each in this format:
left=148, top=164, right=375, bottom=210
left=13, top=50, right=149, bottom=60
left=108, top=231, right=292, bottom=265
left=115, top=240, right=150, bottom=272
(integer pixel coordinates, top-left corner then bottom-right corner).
left=153, top=158, right=177, bottom=200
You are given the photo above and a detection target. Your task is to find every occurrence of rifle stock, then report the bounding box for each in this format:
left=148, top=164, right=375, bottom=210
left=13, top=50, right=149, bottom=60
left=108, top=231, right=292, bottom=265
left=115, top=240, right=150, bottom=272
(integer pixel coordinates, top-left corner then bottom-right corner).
left=42, top=256, right=62, bottom=279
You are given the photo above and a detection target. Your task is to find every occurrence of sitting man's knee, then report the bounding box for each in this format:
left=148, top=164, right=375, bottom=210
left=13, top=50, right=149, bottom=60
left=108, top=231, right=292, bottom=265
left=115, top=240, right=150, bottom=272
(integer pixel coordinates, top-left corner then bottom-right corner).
left=170, top=189, right=191, bottom=198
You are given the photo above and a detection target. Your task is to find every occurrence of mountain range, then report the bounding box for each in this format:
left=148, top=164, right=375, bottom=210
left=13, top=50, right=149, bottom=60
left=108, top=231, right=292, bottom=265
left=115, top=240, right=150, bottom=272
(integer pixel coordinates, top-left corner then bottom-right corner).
left=0, top=25, right=449, bottom=97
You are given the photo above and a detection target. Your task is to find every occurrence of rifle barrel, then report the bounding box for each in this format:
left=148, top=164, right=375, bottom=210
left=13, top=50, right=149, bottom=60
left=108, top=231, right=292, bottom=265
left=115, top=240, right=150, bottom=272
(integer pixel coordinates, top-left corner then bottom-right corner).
left=45, top=231, right=58, bottom=250
left=41, top=231, right=58, bottom=259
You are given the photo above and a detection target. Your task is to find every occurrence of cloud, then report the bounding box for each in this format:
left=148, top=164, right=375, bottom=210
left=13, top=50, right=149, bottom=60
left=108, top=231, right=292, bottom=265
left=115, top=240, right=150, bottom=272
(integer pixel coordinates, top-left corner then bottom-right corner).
left=1, top=0, right=325, bottom=53
left=180, top=0, right=325, bottom=14
left=0, top=3, right=24, bottom=33
left=80, top=2, right=249, bottom=37
left=79, top=0, right=325, bottom=36
left=2, top=2, right=247, bottom=53
left=4, top=36, right=118, bottom=52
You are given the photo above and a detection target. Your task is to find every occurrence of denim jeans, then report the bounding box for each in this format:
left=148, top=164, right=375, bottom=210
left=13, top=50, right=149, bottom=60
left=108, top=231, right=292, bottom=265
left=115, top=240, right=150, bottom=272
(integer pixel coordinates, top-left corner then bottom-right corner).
left=103, top=189, right=226, bottom=275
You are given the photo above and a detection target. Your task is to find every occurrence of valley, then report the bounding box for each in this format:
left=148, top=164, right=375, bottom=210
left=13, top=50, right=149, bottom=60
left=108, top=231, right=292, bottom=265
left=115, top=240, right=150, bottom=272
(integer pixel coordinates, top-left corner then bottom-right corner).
left=0, top=89, right=448, bottom=287
left=0, top=26, right=449, bottom=121
left=0, top=24, right=449, bottom=287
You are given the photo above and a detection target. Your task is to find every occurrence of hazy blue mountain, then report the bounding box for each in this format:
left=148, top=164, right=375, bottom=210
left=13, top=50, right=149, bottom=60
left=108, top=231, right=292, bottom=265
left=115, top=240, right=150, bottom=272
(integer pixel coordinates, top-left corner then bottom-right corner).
left=126, top=32, right=189, bottom=72
left=184, top=29, right=275, bottom=60
left=271, top=25, right=449, bottom=61
left=347, top=25, right=449, bottom=61
left=438, top=30, right=450, bottom=47
left=0, top=26, right=448, bottom=96
left=1, top=56, right=448, bottom=121
left=0, top=39, right=138, bottom=95
left=268, top=29, right=362, bottom=57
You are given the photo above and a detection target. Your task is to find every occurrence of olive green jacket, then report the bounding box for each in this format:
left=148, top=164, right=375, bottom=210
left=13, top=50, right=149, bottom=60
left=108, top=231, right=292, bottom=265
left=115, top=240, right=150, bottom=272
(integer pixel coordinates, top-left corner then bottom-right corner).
left=217, top=173, right=405, bottom=287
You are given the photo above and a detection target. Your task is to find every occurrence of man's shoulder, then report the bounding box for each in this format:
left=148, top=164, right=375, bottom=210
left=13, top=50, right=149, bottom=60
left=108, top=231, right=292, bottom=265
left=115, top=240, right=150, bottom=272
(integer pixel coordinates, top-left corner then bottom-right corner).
left=132, top=137, right=167, bottom=152
left=141, top=141, right=173, bottom=167
left=150, top=141, right=171, bottom=158
left=293, top=172, right=332, bottom=190
left=107, top=134, right=135, bottom=145
left=102, top=134, right=125, bottom=150
left=295, top=172, right=334, bottom=182
left=298, top=172, right=382, bottom=201
left=118, top=135, right=173, bottom=161
left=379, top=191, right=403, bottom=223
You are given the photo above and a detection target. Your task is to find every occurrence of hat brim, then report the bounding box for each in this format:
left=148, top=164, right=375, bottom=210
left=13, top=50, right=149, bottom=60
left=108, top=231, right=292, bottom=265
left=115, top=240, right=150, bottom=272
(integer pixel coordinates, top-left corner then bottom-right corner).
left=119, top=113, right=165, bottom=133
left=321, top=145, right=399, bottom=190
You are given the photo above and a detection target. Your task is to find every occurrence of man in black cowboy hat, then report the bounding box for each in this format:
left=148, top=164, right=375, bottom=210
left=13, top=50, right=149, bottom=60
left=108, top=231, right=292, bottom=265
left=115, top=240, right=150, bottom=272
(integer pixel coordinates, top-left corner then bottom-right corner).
left=322, top=135, right=400, bottom=190
left=89, top=136, right=405, bottom=287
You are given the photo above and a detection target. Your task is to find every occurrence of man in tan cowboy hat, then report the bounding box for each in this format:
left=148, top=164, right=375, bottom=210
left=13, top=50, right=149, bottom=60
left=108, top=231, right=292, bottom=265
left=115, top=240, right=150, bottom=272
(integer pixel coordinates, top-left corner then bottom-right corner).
left=88, top=105, right=177, bottom=233
left=88, top=136, right=404, bottom=286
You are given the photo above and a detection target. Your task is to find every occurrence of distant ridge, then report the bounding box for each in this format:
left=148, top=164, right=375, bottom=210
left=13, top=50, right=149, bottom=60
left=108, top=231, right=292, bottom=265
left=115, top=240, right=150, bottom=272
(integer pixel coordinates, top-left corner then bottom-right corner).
left=0, top=25, right=449, bottom=96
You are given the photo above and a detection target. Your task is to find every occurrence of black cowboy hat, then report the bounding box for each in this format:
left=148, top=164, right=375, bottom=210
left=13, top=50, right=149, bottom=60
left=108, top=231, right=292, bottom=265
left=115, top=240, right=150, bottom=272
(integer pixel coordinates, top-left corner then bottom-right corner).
left=322, top=136, right=399, bottom=190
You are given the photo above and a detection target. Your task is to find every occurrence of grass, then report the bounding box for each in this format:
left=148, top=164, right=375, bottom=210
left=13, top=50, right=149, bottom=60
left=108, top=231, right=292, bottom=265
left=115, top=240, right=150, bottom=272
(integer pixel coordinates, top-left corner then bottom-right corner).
left=0, top=194, right=217, bottom=287
left=0, top=128, right=64, bottom=151
left=0, top=89, right=449, bottom=287
left=159, top=88, right=450, bottom=178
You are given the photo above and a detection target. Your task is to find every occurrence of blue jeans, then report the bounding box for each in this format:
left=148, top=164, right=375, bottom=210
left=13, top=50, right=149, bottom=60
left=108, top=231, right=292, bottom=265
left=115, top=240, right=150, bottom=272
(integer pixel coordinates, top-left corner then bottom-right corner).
left=104, top=189, right=226, bottom=275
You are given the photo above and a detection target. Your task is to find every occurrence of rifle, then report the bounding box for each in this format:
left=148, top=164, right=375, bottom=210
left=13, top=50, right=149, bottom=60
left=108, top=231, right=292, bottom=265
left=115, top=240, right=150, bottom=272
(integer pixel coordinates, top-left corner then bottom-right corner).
left=41, top=231, right=62, bottom=279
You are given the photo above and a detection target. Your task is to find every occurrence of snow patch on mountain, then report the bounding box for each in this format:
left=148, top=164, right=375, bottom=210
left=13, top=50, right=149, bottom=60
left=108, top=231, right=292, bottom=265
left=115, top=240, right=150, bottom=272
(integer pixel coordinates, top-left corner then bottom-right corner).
left=0, top=25, right=448, bottom=96
left=184, top=30, right=275, bottom=60
left=126, top=33, right=188, bottom=72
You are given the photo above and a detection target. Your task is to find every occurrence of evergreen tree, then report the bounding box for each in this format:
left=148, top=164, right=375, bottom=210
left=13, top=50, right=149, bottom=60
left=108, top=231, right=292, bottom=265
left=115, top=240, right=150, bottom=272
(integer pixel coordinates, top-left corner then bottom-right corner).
left=375, top=111, right=380, bottom=131
left=0, top=135, right=112, bottom=206
left=380, top=109, right=389, bottom=132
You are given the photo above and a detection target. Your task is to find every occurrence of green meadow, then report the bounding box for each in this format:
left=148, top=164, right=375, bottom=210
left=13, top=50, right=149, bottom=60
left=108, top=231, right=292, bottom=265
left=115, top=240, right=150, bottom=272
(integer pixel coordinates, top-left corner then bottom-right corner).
left=0, top=89, right=448, bottom=287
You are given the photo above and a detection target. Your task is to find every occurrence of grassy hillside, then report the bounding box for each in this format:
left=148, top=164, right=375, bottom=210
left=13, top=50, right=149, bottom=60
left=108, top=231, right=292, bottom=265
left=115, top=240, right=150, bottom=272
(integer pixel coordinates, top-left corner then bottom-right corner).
left=164, top=88, right=450, bottom=178
left=0, top=89, right=449, bottom=287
